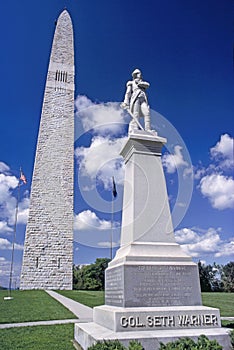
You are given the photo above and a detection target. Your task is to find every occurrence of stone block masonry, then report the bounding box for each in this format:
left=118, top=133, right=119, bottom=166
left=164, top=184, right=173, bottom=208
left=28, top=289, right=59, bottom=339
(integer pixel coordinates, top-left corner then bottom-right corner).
left=20, top=10, right=75, bottom=290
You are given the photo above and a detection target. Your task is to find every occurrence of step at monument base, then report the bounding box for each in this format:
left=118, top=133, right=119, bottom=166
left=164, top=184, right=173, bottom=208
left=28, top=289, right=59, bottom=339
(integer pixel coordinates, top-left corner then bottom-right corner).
left=74, top=321, right=232, bottom=350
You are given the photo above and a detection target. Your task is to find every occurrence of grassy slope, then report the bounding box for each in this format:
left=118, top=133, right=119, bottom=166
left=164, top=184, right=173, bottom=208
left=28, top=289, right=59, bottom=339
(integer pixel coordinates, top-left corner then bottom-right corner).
left=0, top=324, right=74, bottom=350
left=56, top=290, right=234, bottom=317
left=56, top=290, right=105, bottom=308
left=0, top=290, right=75, bottom=323
left=0, top=290, right=233, bottom=349
left=202, top=293, right=234, bottom=317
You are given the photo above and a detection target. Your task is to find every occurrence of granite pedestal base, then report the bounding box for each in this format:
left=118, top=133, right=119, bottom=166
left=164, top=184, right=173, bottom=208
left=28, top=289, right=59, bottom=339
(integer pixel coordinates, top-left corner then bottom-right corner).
left=74, top=321, right=232, bottom=350
left=105, top=259, right=202, bottom=308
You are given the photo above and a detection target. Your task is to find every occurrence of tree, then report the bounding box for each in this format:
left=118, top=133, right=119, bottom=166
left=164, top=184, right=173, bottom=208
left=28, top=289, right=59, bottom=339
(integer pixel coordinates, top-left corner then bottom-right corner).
left=73, top=264, right=84, bottom=290
left=221, top=261, right=234, bottom=292
left=73, top=258, right=110, bottom=290
left=198, top=261, right=212, bottom=292
left=198, top=261, right=223, bottom=292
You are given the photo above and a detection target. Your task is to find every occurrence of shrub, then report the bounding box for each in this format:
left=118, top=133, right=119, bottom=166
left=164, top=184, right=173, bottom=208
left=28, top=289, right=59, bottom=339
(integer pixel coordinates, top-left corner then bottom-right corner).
left=159, top=335, right=222, bottom=349
left=128, top=340, right=144, bottom=350
left=88, top=340, right=144, bottom=350
left=230, top=329, right=234, bottom=348
left=87, top=335, right=223, bottom=350
left=88, top=340, right=126, bottom=350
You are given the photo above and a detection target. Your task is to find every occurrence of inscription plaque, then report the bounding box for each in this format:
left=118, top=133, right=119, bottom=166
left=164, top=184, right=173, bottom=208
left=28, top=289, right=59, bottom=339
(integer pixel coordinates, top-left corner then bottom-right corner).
left=105, top=264, right=202, bottom=307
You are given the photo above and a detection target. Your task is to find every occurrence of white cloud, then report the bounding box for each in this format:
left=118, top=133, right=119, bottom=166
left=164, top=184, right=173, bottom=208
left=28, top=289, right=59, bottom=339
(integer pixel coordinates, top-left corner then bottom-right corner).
left=210, top=133, right=234, bottom=168
left=75, top=135, right=127, bottom=189
left=0, top=221, right=12, bottom=233
left=0, top=173, right=18, bottom=202
left=0, top=166, right=29, bottom=227
left=193, top=167, right=206, bottom=180
left=0, top=162, right=10, bottom=173
left=0, top=256, right=9, bottom=280
left=75, top=95, right=128, bottom=135
left=215, top=241, right=234, bottom=257
left=162, top=145, right=188, bottom=174
left=74, top=210, right=112, bottom=231
left=98, top=241, right=119, bottom=248
left=176, top=202, right=186, bottom=208
left=0, top=238, right=24, bottom=250
left=199, top=174, right=234, bottom=210
left=175, top=228, right=198, bottom=244
left=73, top=210, right=121, bottom=248
left=0, top=173, right=18, bottom=224
left=0, top=256, right=21, bottom=288
left=175, top=227, right=234, bottom=259
left=17, top=197, right=29, bottom=225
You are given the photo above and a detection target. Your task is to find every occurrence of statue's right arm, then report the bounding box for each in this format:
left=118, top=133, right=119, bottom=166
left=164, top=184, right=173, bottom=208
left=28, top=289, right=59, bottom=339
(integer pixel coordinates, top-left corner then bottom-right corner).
left=122, top=81, right=132, bottom=107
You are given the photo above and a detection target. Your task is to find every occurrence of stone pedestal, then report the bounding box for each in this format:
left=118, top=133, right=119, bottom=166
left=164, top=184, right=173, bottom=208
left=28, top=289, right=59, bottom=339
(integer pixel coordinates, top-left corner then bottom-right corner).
left=74, top=131, right=232, bottom=349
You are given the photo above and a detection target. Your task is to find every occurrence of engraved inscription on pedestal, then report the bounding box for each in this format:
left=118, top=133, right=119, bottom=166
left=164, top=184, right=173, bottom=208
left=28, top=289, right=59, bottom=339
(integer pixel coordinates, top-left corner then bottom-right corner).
left=93, top=305, right=221, bottom=332
left=105, top=266, right=124, bottom=306
left=105, top=264, right=202, bottom=307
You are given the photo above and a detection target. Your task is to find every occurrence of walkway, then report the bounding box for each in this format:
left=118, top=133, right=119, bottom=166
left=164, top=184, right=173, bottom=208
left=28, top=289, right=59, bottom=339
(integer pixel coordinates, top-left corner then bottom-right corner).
left=45, top=290, right=93, bottom=322
left=0, top=290, right=93, bottom=329
left=0, top=319, right=79, bottom=329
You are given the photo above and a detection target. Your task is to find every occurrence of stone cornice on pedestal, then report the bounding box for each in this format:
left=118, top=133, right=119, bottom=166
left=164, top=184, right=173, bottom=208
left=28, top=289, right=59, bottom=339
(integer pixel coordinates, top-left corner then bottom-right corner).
left=120, top=130, right=167, bottom=163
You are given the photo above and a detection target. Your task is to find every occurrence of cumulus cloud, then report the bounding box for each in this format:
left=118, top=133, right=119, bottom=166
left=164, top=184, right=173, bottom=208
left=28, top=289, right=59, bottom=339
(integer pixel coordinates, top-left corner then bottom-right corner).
left=215, top=240, right=234, bottom=257
left=199, top=174, right=234, bottom=210
left=75, top=135, right=127, bottom=189
left=0, top=238, right=24, bottom=250
left=0, top=256, right=9, bottom=282
left=175, top=227, right=233, bottom=258
left=0, top=163, right=29, bottom=229
left=0, top=221, right=13, bottom=233
left=98, top=241, right=119, bottom=248
left=0, top=162, right=10, bottom=173
left=162, top=145, right=188, bottom=174
left=195, top=134, right=234, bottom=210
left=0, top=173, right=18, bottom=200
left=193, top=167, right=206, bottom=180
left=17, top=197, right=30, bottom=225
left=74, top=210, right=113, bottom=231
left=73, top=210, right=121, bottom=248
left=0, top=172, right=18, bottom=225
left=75, top=95, right=128, bottom=135
left=0, top=256, right=21, bottom=288
left=210, top=133, right=234, bottom=168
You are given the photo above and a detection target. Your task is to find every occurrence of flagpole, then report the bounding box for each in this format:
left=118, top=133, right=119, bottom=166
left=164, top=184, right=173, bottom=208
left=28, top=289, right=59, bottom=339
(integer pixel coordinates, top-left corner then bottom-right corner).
left=7, top=177, right=21, bottom=299
left=110, top=176, right=117, bottom=260
left=111, top=193, right=114, bottom=260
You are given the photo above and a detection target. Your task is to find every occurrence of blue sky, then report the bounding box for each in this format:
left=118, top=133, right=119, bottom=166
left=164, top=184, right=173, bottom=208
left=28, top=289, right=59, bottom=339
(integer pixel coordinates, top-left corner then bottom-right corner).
left=0, top=0, right=233, bottom=288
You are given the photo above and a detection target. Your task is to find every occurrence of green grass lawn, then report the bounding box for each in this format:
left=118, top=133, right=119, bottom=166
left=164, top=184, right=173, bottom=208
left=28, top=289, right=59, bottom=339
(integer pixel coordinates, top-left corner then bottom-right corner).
left=55, top=290, right=234, bottom=317
left=0, top=290, right=75, bottom=324
left=202, top=292, right=234, bottom=317
left=0, top=290, right=233, bottom=349
left=0, top=324, right=74, bottom=350
left=56, top=290, right=105, bottom=308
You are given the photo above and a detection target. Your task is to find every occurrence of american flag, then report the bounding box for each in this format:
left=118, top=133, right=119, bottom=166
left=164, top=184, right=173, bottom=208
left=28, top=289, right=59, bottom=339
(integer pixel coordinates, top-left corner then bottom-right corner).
left=20, top=169, right=27, bottom=184
left=112, top=177, right=117, bottom=198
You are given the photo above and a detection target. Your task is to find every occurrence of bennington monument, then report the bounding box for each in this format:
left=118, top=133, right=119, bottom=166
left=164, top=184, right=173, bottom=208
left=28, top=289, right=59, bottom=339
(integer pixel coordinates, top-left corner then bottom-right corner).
left=19, top=8, right=231, bottom=349
left=74, top=68, right=231, bottom=349
left=20, top=10, right=74, bottom=290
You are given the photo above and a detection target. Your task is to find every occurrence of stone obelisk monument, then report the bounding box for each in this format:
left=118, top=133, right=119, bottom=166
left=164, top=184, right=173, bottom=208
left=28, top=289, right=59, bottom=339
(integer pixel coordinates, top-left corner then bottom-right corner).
left=75, top=70, right=231, bottom=349
left=20, top=10, right=74, bottom=290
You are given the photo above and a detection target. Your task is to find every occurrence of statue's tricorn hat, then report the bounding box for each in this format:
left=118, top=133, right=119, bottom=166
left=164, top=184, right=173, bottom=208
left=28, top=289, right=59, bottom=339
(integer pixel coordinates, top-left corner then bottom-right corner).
left=132, top=69, right=141, bottom=78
